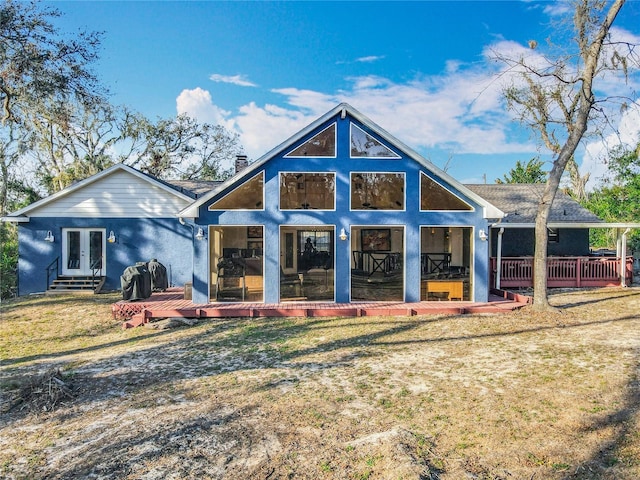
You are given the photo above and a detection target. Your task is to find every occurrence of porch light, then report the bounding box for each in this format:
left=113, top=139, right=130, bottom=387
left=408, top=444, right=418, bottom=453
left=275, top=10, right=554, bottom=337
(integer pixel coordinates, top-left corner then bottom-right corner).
left=107, top=231, right=116, bottom=243
left=195, top=227, right=205, bottom=241
left=44, top=231, right=54, bottom=242
left=478, top=229, right=488, bottom=241
left=339, top=228, right=348, bottom=241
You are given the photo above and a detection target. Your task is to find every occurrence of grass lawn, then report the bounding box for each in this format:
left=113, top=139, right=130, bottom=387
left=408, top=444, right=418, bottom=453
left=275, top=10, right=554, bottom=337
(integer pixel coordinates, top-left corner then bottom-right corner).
left=1, top=288, right=639, bottom=479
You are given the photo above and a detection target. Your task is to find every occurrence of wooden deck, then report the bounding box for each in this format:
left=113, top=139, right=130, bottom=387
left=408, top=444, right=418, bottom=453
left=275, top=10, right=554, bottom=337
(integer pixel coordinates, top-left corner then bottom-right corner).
left=113, top=288, right=531, bottom=329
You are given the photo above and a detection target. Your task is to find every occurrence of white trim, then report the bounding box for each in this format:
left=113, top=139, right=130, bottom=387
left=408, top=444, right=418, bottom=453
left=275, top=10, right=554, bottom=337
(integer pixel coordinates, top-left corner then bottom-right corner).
left=496, top=227, right=505, bottom=290
left=0, top=216, right=29, bottom=223
left=61, top=228, right=107, bottom=276
left=621, top=228, right=631, bottom=287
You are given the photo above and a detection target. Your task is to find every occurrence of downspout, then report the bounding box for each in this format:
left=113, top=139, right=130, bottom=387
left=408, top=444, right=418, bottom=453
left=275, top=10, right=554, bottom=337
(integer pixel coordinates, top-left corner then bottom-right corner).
left=620, top=227, right=631, bottom=287
left=495, top=227, right=505, bottom=290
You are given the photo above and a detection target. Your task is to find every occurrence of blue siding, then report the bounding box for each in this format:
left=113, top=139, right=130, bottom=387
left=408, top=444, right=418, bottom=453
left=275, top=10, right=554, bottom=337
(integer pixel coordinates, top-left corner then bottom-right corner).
left=191, top=113, right=492, bottom=304
left=490, top=228, right=590, bottom=257
left=18, top=217, right=193, bottom=295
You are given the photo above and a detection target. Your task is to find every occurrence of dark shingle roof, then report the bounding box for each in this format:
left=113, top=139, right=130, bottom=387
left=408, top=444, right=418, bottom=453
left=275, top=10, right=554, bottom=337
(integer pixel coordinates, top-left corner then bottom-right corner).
left=165, top=180, right=222, bottom=199
left=464, top=184, right=603, bottom=224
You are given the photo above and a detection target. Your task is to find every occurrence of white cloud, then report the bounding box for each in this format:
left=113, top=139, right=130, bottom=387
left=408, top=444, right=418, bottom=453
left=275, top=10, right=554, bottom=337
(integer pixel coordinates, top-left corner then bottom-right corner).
left=269, top=88, right=337, bottom=114
left=209, top=73, right=257, bottom=87
left=355, top=55, right=385, bottom=63
left=233, top=102, right=315, bottom=158
left=336, top=55, right=385, bottom=65
left=176, top=88, right=233, bottom=128
left=542, top=2, right=571, bottom=17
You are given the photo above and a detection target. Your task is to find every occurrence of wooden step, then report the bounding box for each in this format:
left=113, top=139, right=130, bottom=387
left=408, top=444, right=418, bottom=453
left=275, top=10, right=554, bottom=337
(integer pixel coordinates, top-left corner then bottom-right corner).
left=47, top=276, right=105, bottom=294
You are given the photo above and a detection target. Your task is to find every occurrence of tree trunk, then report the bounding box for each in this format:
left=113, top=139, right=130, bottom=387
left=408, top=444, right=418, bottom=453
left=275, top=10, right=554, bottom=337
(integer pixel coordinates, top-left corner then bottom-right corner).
left=533, top=130, right=589, bottom=309
left=531, top=0, right=626, bottom=310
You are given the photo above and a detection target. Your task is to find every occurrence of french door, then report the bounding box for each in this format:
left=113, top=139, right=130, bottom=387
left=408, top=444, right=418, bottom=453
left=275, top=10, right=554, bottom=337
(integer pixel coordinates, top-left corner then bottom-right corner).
left=62, top=228, right=106, bottom=276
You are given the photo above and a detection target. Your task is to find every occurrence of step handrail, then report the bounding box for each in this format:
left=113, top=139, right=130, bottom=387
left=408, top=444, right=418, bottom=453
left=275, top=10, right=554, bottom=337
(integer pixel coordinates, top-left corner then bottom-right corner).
left=46, top=257, right=59, bottom=290
left=91, top=256, right=103, bottom=293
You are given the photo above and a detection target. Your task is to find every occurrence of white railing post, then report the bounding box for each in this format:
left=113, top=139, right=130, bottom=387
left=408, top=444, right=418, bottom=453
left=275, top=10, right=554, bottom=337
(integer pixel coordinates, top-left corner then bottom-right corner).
left=621, top=228, right=631, bottom=287
left=496, top=228, right=504, bottom=289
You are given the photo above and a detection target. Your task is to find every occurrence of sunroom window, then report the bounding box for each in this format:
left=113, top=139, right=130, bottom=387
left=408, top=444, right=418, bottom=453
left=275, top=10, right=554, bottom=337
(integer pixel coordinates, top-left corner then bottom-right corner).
left=280, top=173, right=335, bottom=210
left=284, top=124, right=336, bottom=157
left=209, top=172, right=264, bottom=210
left=420, top=172, right=473, bottom=211
left=350, top=123, right=400, bottom=158
left=351, top=172, right=405, bottom=210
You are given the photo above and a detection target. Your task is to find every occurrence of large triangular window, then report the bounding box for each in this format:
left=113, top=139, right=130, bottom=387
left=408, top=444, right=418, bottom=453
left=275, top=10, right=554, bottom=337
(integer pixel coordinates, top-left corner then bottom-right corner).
left=420, top=172, right=473, bottom=211
left=350, top=124, right=400, bottom=158
left=209, top=172, right=264, bottom=210
left=284, top=124, right=336, bottom=157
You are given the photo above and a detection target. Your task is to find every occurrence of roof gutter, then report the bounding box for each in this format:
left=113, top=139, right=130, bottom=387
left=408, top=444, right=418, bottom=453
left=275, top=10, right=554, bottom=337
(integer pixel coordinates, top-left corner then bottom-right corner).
left=0, top=216, right=29, bottom=223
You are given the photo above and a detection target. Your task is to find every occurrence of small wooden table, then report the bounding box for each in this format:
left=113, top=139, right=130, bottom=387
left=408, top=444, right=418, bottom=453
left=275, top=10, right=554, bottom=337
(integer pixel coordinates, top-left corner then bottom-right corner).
left=422, top=279, right=464, bottom=301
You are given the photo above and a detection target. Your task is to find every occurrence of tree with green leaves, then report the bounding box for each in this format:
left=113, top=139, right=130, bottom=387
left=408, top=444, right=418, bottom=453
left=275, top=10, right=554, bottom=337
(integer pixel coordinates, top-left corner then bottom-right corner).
left=122, top=112, right=239, bottom=181
left=27, top=100, right=122, bottom=193
left=496, top=158, right=547, bottom=184
left=0, top=0, right=104, bottom=203
left=494, top=0, right=638, bottom=310
left=583, top=142, right=640, bottom=250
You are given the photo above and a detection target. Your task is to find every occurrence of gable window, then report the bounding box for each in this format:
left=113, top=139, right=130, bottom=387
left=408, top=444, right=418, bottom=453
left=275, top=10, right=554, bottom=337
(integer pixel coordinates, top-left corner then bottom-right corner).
left=284, top=124, right=336, bottom=157
left=351, top=172, right=405, bottom=210
left=420, top=172, right=473, bottom=211
left=280, top=173, right=335, bottom=210
left=209, top=172, right=264, bottom=210
left=350, top=123, right=400, bottom=158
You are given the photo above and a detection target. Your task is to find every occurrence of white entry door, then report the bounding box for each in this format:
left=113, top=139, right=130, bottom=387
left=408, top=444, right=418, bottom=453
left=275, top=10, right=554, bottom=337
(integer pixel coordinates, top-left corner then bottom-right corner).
left=62, top=228, right=106, bottom=276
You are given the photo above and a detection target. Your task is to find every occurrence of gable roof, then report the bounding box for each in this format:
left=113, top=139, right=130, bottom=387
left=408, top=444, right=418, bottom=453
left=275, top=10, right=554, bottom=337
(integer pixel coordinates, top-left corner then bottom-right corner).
left=2, top=163, right=194, bottom=222
left=178, top=103, right=504, bottom=219
left=465, top=184, right=609, bottom=227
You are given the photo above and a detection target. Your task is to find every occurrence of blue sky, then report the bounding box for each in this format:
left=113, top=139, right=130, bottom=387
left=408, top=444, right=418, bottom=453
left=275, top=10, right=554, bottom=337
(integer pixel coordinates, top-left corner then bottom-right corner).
left=51, top=1, right=640, bottom=186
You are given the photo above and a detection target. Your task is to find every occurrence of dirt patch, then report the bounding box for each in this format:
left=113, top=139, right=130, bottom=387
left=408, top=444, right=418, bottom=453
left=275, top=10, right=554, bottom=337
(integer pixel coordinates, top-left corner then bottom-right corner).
left=2, top=368, right=74, bottom=414
left=1, top=288, right=640, bottom=479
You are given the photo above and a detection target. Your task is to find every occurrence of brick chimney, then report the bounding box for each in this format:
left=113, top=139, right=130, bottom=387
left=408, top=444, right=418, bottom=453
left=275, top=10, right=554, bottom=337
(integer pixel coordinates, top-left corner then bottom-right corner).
left=235, top=154, right=248, bottom=174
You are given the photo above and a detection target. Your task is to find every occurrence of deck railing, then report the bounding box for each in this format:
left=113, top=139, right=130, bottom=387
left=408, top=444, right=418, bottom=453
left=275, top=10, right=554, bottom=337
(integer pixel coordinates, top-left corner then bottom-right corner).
left=491, top=256, right=634, bottom=288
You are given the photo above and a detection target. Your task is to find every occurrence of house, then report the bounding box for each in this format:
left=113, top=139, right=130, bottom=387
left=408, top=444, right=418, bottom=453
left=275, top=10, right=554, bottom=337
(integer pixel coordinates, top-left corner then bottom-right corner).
left=3, top=103, right=636, bottom=302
